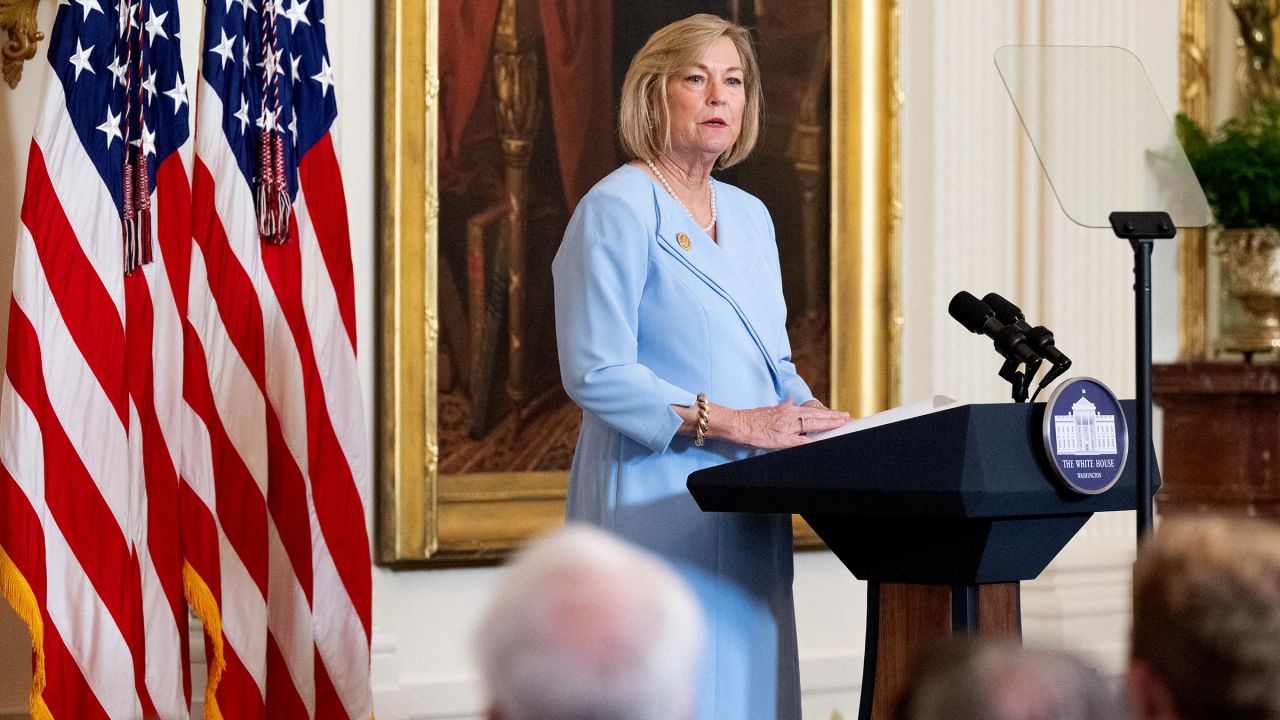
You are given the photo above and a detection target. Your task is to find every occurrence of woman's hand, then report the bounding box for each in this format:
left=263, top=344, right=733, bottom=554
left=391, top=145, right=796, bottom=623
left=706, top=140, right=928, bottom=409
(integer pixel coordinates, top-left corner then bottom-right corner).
left=725, top=401, right=850, bottom=449
left=675, top=399, right=849, bottom=450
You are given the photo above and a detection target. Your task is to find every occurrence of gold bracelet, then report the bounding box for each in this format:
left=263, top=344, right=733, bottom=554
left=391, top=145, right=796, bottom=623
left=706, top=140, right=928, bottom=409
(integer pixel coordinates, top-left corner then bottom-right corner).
left=694, top=393, right=709, bottom=447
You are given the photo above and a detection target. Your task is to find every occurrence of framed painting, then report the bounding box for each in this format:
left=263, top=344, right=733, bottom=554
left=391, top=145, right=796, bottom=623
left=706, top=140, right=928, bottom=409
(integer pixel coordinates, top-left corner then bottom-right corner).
left=378, top=0, right=901, bottom=565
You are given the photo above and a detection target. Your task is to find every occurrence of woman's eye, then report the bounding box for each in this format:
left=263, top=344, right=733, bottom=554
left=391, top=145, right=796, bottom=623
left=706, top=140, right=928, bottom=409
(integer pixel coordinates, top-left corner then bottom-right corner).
left=726, top=77, right=743, bottom=86
left=686, top=74, right=705, bottom=84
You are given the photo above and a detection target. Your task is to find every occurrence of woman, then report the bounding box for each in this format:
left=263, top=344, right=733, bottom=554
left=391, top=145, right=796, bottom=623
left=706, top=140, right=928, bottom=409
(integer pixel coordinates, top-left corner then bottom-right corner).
left=552, top=14, right=848, bottom=720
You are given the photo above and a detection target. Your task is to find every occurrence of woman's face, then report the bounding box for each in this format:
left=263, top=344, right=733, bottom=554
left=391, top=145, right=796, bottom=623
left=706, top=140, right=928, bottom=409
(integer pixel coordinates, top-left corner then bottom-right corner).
left=664, top=35, right=746, bottom=165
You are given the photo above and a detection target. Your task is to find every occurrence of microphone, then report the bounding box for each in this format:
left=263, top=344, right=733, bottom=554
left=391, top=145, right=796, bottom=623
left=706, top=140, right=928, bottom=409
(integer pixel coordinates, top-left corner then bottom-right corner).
left=981, top=292, right=1072, bottom=370
left=948, top=291, right=1041, bottom=366
left=981, top=292, right=1073, bottom=400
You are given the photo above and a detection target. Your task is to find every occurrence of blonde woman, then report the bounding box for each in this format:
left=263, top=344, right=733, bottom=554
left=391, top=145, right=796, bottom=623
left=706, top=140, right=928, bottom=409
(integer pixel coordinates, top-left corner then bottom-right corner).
left=552, top=14, right=846, bottom=719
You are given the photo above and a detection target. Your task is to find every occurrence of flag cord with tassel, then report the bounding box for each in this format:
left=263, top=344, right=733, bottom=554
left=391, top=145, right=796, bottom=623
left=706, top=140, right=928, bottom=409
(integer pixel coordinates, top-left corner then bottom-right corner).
left=121, top=0, right=152, bottom=274
left=256, top=0, right=290, bottom=244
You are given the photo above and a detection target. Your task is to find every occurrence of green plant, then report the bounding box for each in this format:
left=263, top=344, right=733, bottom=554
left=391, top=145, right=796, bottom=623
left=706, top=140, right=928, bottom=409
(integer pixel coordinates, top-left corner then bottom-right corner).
left=1178, top=102, right=1280, bottom=229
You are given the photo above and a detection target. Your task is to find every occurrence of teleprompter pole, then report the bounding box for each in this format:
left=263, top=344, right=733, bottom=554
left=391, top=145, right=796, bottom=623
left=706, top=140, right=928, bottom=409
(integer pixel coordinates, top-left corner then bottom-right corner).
left=1109, top=212, right=1174, bottom=539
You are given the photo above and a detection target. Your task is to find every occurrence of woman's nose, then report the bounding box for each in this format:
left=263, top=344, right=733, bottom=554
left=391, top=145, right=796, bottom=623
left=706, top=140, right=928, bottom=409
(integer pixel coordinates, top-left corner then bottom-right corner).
left=707, top=82, right=726, bottom=105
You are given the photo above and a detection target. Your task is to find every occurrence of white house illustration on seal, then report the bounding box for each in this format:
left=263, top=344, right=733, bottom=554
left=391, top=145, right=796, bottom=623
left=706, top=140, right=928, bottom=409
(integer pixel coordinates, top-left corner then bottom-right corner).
left=1054, top=390, right=1118, bottom=456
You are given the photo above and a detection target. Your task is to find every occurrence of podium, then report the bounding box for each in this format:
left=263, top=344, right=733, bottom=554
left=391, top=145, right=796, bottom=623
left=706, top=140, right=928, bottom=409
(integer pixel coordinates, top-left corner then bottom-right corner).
left=687, top=401, right=1154, bottom=720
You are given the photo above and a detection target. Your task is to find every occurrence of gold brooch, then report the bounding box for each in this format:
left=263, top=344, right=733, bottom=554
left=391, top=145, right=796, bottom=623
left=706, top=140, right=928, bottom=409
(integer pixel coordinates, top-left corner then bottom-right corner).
left=677, top=232, right=692, bottom=250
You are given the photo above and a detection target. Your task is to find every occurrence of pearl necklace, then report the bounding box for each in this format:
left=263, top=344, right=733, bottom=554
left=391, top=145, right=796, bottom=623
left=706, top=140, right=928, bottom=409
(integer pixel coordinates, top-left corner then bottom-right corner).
left=646, top=159, right=716, bottom=233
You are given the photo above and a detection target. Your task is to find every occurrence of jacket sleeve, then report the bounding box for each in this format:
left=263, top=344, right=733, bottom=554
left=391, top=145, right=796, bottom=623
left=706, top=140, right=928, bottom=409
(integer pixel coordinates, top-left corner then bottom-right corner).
left=762, top=203, right=817, bottom=406
left=776, top=331, right=816, bottom=406
left=552, top=191, right=694, bottom=453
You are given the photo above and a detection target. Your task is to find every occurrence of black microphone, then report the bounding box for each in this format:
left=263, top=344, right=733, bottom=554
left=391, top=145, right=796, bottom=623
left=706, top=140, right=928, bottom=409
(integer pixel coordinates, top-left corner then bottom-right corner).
left=981, top=292, right=1072, bottom=370
left=948, top=291, right=1041, bottom=366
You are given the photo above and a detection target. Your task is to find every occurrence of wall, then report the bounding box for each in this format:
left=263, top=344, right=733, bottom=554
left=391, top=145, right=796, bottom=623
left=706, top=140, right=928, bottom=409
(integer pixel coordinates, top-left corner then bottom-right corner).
left=0, top=1, right=1181, bottom=718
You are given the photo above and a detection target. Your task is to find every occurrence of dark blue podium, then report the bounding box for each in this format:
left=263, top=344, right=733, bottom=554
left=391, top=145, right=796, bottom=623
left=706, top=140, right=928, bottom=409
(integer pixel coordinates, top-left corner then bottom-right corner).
left=687, top=401, right=1153, bottom=720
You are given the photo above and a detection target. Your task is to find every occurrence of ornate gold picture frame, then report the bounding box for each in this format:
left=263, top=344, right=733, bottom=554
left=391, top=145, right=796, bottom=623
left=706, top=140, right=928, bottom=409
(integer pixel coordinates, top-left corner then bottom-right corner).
left=1178, top=0, right=1280, bottom=357
left=377, top=0, right=901, bottom=566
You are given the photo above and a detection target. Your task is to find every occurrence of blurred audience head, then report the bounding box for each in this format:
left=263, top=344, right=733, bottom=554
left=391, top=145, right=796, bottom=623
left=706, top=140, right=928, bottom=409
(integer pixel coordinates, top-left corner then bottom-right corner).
left=475, top=524, right=705, bottom=720
left=897, top=636, right=1125, bottom=720
left=1129, top=514, right=1280, bottom=720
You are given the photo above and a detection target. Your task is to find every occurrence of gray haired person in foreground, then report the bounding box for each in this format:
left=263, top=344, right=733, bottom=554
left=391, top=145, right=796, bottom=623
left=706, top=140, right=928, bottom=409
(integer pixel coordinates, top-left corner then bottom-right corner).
left=474, top=524, right=705, bottom=720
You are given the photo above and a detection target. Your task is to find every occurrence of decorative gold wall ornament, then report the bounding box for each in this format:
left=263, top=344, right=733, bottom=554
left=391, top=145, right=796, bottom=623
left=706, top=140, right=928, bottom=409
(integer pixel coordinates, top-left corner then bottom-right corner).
left=379, top=0, right=901, bottom=566
left=1217, top=228, right=1280, bottom=352
left=1, top=0, right=43, bottom=88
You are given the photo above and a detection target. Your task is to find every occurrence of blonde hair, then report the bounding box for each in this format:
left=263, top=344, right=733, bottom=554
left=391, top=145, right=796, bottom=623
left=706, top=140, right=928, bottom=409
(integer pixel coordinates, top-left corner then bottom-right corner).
left=618, top=14, right=762, bottom=169
left=1131, top=515, right=1280, bottom=720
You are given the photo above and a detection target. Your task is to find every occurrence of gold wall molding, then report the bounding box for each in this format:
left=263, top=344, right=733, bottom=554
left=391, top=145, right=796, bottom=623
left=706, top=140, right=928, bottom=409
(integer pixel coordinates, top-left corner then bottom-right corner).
left=1179, top=0, right=1209, bottom=358
left=832, top=0, right=901, bottom=415
left=378, top=0, right=902, bottom=566
left=1, top=0, right=43, bottom=88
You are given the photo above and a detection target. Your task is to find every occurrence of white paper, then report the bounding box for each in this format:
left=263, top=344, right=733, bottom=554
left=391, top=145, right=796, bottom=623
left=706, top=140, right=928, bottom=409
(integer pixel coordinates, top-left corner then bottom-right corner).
left=806, top=395, right=961, bottom=442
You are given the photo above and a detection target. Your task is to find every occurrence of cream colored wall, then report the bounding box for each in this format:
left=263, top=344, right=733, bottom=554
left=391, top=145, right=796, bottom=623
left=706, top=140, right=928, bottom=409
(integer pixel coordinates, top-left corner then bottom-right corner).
left=0, top=1, right=1180, bottom=718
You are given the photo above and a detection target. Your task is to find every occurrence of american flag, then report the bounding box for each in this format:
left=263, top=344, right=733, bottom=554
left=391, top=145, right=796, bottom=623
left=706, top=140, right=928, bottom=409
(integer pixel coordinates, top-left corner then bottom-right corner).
left=187, top=0, right=371, bottom=718
left=0, top=0, right=194, bottom=717
left=0, top=0, right=371, bottom=716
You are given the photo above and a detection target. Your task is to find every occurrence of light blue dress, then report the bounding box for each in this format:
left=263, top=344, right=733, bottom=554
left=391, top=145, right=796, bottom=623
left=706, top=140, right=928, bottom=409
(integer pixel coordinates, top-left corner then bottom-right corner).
left=552, top=164, right=814, bottom=720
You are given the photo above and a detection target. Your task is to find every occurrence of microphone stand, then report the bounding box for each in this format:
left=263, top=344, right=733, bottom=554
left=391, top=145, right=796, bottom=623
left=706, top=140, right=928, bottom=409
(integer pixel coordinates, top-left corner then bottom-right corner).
left=998, top=358, right=1027, bottom=403
left=1020, top=358, right=1041, bottom=403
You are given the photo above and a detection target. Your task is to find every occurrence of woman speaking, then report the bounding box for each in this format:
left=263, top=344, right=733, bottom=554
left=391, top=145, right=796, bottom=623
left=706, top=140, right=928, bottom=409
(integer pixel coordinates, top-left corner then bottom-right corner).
left=552, top=14, right=847, bottom=719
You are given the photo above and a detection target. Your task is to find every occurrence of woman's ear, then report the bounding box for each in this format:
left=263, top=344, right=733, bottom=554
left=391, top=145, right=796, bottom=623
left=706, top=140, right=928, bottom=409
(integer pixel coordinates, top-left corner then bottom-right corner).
left=1128, top=659, right=1181, bottom=720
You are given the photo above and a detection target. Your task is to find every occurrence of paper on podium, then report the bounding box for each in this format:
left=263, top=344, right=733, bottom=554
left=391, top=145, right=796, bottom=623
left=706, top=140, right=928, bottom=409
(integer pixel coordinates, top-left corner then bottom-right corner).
left=806, top=395, right=960, bottom=442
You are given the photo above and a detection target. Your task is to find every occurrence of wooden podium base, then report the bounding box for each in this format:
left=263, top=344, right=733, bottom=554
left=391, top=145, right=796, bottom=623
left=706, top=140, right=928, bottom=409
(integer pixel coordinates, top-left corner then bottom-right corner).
left=859, top=582, right=1021, bottom=720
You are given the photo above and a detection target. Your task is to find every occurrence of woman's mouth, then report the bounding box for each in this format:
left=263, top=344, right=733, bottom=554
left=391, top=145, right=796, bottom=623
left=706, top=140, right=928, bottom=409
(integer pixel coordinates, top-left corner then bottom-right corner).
left=702, top=118, right=729, bottom=128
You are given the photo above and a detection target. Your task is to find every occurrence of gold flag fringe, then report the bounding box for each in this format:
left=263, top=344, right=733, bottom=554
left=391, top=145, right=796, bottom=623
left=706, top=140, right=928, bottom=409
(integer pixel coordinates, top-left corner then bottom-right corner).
left=0, top=545, right=53, bottom=720
left=183, top=560, right=226, bottom=720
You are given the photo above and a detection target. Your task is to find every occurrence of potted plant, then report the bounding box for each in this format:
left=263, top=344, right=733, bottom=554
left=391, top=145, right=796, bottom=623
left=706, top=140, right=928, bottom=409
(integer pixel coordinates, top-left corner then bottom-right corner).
left=1179, top=101, right=1280, bottom=352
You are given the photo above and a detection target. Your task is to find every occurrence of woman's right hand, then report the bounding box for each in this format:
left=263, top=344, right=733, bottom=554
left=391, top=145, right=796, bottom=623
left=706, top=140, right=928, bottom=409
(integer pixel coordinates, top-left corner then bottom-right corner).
left=723, top=401, right=850, bottom=450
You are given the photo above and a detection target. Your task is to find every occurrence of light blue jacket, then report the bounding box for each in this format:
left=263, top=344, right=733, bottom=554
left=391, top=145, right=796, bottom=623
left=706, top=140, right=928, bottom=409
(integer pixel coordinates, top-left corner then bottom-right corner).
left=553, top=164, right=814, bottom=720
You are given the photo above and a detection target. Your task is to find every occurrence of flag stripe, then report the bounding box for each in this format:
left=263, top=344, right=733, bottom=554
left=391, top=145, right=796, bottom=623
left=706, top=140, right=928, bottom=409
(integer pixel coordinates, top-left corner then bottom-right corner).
left=311, top=530, right=369, bottom=719
left=181, top=310, right=269, bottom=597
left=0, top=378, right=47, bottom=604
left=266, top=186, right=369, bottom=640
left=266, top=407, right=315, bottom=598
left=21, top=145, right=128, bottom=428
left=296, top=135, right=355, bottom=350
left=4, top=300, right=145, bottom=718
left=177, top=409, right=222, bottom=599
left=266, top=637, right=311, bottom=720
left=216, top=640, right=266, bottom=720
left=30, top=77, right=125, bottom=321
left=0, top=374, right=51, bottom=720
left=263, top=191, right=369, bottom=717
left=294, top=183, right=366, bottom=509
left=42, top=620, right=112, bottom=720
left=313, top=655, right=346, bottom=720
left=127, top=259, right=188, bottom=718
left=19, top=151, right=131, bottom=523
left=190, top=158, right=268, bottom=395
left=265, top=527, right=315, bottom=710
